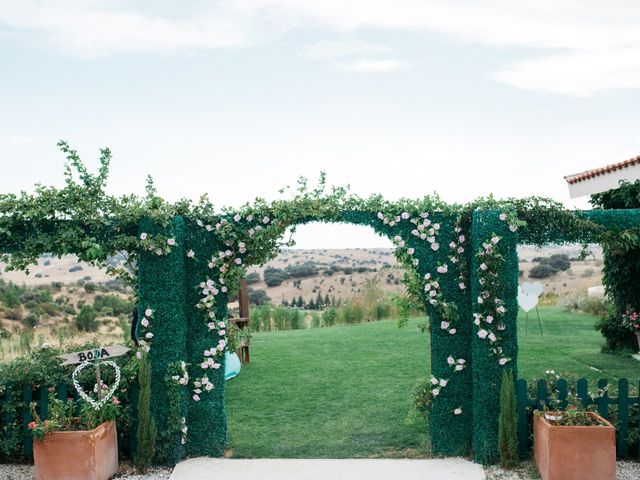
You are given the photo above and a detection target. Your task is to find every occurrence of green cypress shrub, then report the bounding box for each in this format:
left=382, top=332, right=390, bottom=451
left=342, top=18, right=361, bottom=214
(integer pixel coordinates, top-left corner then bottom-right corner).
left=135, top=352, right=157, bottom=473
left=498, top=369, right=518, bottom=468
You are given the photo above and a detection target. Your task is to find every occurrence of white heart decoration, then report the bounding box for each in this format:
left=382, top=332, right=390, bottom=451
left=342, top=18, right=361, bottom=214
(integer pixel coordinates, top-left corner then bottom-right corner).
left=518, top=288, right=538, bottom=312
left=521, top=282, right=544, bottom=297
left=72, top=360, right=121, bottom=410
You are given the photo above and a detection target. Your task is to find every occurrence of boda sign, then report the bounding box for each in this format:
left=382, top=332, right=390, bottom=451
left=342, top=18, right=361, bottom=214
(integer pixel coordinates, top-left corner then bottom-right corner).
left=58, top=345, right=130, bottom=366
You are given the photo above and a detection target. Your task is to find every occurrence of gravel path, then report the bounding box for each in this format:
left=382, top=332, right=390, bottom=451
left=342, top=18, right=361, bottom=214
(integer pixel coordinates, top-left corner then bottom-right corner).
left=485, top=460, right=640, bottom=480
left=3, top=459, right=638, bottom=479
left=0, top=464, right=172, bottom=480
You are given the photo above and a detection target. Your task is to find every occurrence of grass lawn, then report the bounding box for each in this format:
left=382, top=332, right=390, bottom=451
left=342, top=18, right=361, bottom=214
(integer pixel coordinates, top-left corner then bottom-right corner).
left=225, top=306, right=640, bottom=458
left=517, top=306, right=640, bottom=383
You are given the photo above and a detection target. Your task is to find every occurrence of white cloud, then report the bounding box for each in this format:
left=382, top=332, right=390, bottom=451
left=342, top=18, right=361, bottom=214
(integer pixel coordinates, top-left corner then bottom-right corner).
left=338, top=59, right=409, bottom=73
left=493, top=47, right=640, bottom=97
left=301, top=39, right=390, bottom=59
left=4, top=136, right=47, bottom=146
left=2, top=1, right=640, bottom=94
left=244, top=0, right=640, bottom=96
left=0, top=1, right=252, bottom=57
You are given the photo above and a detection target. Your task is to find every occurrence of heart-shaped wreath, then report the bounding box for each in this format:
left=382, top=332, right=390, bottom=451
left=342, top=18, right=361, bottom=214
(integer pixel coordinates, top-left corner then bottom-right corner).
left=72, top=360, right=121, bottom=410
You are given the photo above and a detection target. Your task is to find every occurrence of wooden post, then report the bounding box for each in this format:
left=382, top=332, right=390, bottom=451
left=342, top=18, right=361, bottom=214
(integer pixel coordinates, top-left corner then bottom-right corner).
left=238, top=279, right=249, bottom=319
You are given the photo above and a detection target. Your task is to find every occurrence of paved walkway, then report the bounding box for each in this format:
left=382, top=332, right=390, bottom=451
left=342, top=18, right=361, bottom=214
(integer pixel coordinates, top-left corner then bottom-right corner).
left=170, top=458, right=485, bottom=480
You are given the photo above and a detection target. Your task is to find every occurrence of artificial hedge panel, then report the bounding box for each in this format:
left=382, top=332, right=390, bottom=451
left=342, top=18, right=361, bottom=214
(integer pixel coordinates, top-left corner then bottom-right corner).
left=471, top=210, right=519, bottom=464
left=183, top=218, right=228, bottom=457
left=137, top=216, right=188, bottom=464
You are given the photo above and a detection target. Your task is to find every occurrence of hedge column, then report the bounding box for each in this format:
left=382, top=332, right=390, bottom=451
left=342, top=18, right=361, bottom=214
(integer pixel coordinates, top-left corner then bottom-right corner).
left=137, top=216, right=189, bottom=464
left=426, top=214, right=473, bottom=456
left=183, top=220, right=228, bottom=456
left=470, top=210, right=519, bottom=463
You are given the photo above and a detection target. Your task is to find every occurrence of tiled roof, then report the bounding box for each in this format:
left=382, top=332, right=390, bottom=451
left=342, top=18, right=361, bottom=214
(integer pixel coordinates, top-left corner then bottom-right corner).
left=565, top=155, right=640, bottom=185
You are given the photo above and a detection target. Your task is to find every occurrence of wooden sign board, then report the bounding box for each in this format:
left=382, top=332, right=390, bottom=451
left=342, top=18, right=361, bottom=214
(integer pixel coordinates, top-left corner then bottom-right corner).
left=58, top=345, right=130, bottom=366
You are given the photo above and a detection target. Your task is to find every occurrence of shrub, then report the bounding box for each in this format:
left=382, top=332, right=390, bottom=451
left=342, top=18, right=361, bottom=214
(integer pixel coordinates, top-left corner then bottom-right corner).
left=245, top=271, right=261, bottom=284
left=68, top=265, right=83, bottom=272
left=5, top=307, right=23, bottom=321
left=286, top=262, right=318, bottom=278
left=40, top=302, right=60, bottom=317
left=528, top=264, right=557, bottom=279
left=135, top=352, right=157, bottom=473
left=76, top=305, right=99, bottom=332
left=322, top=308, right=337, bottom=327
left=84, top=282, right=96, bottom=293
left=540, top=254, right=571, bottom=271
left=22, top=312, right=39, bottom=328
left=0, top=288, right=21, bottom=308
left=263, top=267, right=288, bottom=287
left=289, top=309, right=302, bottom=330
left=93, top=294, right=133, bottom=316
left=559, top=291, right=609, bottom=317
left=595, top=313, right=637, bottom=352
left=247, top=289, right=270, bottom=306
left=498, top=370, right=518, bottom=468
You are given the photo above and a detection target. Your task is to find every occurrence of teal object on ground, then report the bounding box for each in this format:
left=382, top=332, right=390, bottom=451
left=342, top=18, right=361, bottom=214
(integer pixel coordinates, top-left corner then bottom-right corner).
left=225, top=351, right=241, bottom=380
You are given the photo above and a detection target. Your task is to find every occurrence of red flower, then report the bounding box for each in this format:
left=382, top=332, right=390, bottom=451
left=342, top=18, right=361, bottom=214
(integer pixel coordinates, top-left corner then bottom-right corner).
left=112, top=397, right=120, bottom=405
left=28, top=421, right=36, bottom=429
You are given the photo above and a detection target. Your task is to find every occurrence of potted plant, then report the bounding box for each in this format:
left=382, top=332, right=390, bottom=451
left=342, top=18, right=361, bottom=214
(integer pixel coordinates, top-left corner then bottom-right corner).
left=621, top=310, right=640, bottom=352
left=533, top=373, right=615, bottom=480
left=29, top=385, right=121, bottom=480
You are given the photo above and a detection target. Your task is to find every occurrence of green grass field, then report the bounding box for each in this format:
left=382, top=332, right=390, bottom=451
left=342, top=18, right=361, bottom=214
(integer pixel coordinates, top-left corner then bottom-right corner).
left=225, top=306, right=640, bottom=458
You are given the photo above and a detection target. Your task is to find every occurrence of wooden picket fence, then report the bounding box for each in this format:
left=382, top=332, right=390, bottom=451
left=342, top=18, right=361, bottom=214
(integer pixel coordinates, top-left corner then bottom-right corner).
left=0, top=382, right=138, bottom=459
left=517, top=377, right=640, bottom=459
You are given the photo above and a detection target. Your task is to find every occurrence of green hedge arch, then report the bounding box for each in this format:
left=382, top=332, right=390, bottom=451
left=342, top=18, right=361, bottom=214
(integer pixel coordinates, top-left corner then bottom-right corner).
left=4, top=146, right=640, bottom=464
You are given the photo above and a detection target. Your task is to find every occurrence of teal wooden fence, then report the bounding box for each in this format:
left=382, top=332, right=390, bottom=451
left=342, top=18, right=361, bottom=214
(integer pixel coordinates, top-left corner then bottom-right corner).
left=0, top=382, right=138, bottom=459
left=517, top=377, right=640, bottom=459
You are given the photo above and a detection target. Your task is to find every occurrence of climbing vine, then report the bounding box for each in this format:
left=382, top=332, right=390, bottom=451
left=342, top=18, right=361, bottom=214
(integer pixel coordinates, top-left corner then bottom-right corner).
left=3, top=142, right=640, bottom=463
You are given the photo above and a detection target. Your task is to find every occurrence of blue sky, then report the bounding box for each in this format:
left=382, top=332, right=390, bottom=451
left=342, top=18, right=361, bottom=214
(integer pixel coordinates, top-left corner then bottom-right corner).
left=1, top=1, right=639, bottom=247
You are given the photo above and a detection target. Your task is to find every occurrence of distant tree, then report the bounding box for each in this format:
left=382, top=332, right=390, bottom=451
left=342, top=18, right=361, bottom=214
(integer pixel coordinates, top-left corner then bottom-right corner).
left=297, top=295, right=304, bottom=308
left=308, top=299, right=316, bottom=310
left=263, top=267, right=288, bottom=287
left=546, top=254, right=571, bottom=271
left=528, top=264, right=557, bottom=279
left=246, top=271, right=261, bottom=284
left=285, top=262, right=319, bottom=278
left=247, top=289, right=270, bottom=306
left=316, top=291, right=324, bottom=309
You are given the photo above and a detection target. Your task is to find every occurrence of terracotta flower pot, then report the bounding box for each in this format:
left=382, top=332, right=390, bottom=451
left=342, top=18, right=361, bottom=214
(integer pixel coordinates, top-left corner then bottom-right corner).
left=534, top=412, right=615, bottom=480
left=33, top=420, right=119, bottom=480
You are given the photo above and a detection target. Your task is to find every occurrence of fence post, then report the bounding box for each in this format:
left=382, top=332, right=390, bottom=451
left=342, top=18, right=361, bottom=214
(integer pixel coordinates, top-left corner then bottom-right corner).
left=617, top=378, right=629, bottom=457
left=596, top=378, right=609, bottom=418
left=535, top=379, right=548, bottom=410
left=22, top=385, right=33, bottom=458
left=576, top=378, right=589, bottom=407
left=556, top=379, right=568, bottom=410
left=39, top=385, right=48, bottom=420
left=56, top=383, right=68, bottom=402
left=516, top=379, right=529, bottom=458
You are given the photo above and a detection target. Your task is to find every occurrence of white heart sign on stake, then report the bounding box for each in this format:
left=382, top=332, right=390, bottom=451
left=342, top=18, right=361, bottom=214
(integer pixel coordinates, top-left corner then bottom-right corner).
left=521, top=282, right=544, bottom=298
left=518, top=289, right=538, bottom=312
left=72, top=360, right=121, bottom=410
